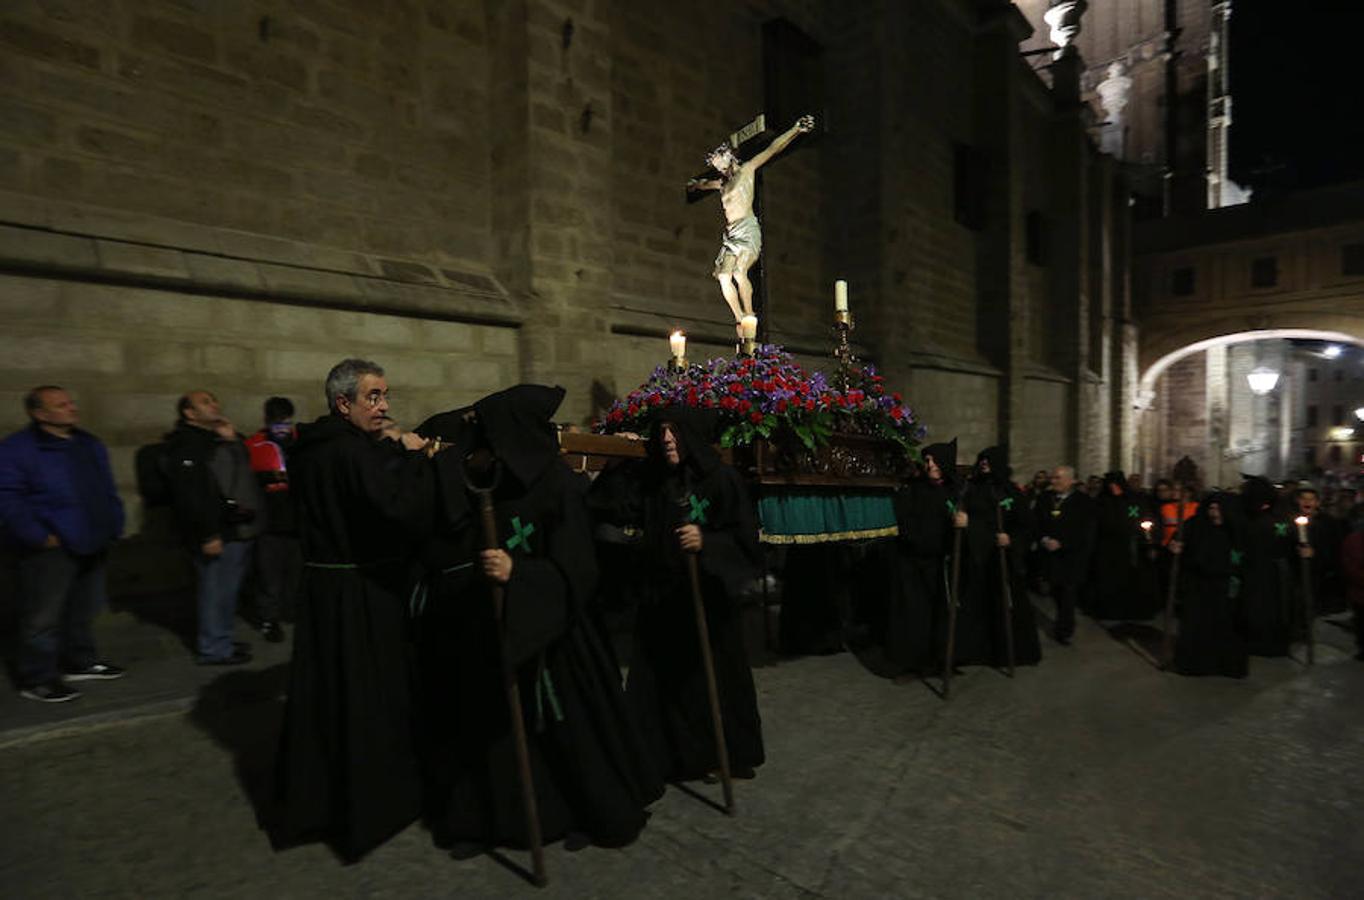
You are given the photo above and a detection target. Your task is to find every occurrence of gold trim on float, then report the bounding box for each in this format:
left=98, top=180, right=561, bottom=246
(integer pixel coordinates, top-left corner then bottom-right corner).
left=758, top=525, right=899, bottom=545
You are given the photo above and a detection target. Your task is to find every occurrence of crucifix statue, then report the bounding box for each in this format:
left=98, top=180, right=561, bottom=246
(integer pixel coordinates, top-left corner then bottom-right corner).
left=687, top=114, right=815, bottom=338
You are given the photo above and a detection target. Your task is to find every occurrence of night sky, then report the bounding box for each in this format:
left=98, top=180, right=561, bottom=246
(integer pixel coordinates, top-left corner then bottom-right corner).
left=1231, top=1, right=1364, bottom=193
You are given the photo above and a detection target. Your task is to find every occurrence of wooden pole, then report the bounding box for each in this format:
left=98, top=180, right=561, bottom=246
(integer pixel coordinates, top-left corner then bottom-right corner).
left=684, top=551, right=735, bottom=814
left=996, top=505, right=1016, bottom=677
left=1299, top=554, right=1316, bottom=667
left=943, top=524, right=964, bottom=699
left=1161, top=499, right=1186, bottom=670
left=474, top=486, right=547, bottom=887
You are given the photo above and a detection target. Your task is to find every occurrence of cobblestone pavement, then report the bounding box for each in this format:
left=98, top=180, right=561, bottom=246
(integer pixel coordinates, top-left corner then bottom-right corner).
left=3, top=605, right=1363, bottom=899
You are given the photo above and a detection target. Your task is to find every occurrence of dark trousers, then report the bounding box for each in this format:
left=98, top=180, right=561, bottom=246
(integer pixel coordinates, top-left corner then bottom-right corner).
left=1053, top=582, right=1080, bottom=641
left=17, top=548, right=106, bottom=686
left=251, top=532, right=301, bottom=622
left=193, top=539, right=251, bottom=660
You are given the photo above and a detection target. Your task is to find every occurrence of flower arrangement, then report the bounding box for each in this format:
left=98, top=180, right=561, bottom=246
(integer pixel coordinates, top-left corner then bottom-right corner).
left=596, top=344, right=927, bottom=456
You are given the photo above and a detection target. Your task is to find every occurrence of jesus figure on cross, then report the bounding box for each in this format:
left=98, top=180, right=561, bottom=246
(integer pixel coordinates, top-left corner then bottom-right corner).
left=687, top=114, right=815, bottom=336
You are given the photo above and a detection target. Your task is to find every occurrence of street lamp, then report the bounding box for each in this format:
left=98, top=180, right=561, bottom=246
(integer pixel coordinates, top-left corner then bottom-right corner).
left=1323, top=344, right=1343, bottom=359
left=1246, top=366, right=1280, bottom=395
left=1354, top=406, right=1364, bottom=422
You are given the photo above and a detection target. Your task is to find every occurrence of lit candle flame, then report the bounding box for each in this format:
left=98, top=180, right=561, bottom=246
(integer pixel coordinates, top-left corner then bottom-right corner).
left=669, top=330, right=686, bottom=359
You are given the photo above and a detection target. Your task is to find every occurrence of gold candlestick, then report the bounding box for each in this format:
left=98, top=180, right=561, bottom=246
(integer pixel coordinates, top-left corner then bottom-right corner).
left=832, top=311, right=856, bottom=390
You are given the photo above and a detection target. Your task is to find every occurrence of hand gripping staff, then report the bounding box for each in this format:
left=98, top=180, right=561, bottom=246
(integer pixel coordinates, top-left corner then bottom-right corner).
left=465, top=459, right=547, bottom=886
left=676, top=491, right=735, bottom=815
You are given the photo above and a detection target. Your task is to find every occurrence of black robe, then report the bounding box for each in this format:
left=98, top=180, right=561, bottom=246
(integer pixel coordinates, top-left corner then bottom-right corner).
left=272, top=414, right=435, bottom=860
left=884, top=477, right=953, bottom=675
left=417, top=387, right=662, bottom=850
left=1088, top=492, right=1160, bottom=620
left=1240, top=513, right=1293, bottom=657
left=1175, top=507, right=1248, bottom=678
left=960, top=478, right=1042, bottom=667
left=626, top=412, right=765, bottom=780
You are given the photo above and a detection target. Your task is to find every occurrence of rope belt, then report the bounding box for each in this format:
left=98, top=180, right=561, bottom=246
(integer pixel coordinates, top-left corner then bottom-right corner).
left=408, top=561, right=475, bottom=616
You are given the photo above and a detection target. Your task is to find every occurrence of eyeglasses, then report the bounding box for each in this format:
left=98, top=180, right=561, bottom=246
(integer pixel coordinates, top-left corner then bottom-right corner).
left=357, top=390, right=389, bottom=409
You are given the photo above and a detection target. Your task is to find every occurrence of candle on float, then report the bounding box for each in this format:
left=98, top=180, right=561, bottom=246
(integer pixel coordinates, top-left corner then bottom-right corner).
left=1139, top=520, right=1153, bottom=543
left=1294, top=515, right=1310, bottom=545
left=834, top=279, right=849, bottom=312
left=740, top=315, right=758, bottom=340
left=669, top=330, right=686, bottom=359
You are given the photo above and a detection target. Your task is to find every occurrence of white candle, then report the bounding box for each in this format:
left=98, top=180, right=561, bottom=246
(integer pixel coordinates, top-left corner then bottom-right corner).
left=1140, top=520, right=1153, bottom=543
left=834, top=279, right=848, bottom=312
left=740, top=315, right=757, bottom=340
left=669, top=330, right=686, bottom=359
left=1294, top=515, right=1310, bottom=544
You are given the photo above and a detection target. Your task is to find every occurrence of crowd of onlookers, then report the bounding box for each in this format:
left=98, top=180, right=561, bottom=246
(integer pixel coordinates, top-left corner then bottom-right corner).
left=1015, top=464, right=1364, bottom=673
left=0, top=385, right=301, bottom=702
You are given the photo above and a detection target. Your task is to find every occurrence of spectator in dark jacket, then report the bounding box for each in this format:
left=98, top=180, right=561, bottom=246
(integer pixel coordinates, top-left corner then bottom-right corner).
left=1039, top=465, right=1095, bottom=645
left=0, top=386, right=125, bottom=703
left=165, top=390, right=264, bottom=665
left=1340, top=503, right=1364, bottom=661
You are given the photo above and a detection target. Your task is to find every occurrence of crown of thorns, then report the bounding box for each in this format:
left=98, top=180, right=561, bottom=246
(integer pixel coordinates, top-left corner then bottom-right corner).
left=706, top=143, right=735, bottom=165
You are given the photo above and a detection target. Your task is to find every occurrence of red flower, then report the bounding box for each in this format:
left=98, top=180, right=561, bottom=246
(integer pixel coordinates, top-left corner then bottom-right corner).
left=627, top=403, right=639, bottom=416
left=738, top=399, right=751, bottom=413
left=805, top=398, right=816, bottom=411
left=890, top=406, right=904, bottom=421
left=749, top=411, right=763, bottom=424
left=728, top=383, right=743, bottom=395
left=703, top=396, right=716, bottom=408
left=720, top=396, right=738, bottom=410
left=892, top=392, right=902, bottom=403
left=608, top=408, right=623, bottom=423
left=776, top=399, right=788, bottom=413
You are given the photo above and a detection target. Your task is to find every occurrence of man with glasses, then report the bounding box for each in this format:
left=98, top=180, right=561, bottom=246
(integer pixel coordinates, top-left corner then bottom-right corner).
left=272, top=358, right=436, bottom=861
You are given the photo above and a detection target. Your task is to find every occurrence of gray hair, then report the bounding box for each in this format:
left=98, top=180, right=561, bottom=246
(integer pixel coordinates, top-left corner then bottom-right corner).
left=325, top=358, right=384, bottom=412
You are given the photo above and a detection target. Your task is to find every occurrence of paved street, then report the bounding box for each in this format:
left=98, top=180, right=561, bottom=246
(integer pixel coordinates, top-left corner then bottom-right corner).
left=3, top=601, right=1363, bottom=899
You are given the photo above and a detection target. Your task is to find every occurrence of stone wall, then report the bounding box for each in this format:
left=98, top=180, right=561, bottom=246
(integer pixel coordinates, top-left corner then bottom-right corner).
left=0, top=0, right=1137, bottom=544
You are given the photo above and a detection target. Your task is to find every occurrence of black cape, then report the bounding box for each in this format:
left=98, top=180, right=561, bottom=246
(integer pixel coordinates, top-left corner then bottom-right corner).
left=624, top=407, right=765, bottom=780
left=417, top=386, right=662, bottom=850
left=272, top=414, right=435, bottom=860
left=1174, top=495, right=1249, bottom=678
left=1239, top=478, right=1294, bottom=657
left=1087, top=475, right=1161, bottom=620
left=959, top=447, right=1042, bottom=667
left=885, top=473, right=954, bottom=675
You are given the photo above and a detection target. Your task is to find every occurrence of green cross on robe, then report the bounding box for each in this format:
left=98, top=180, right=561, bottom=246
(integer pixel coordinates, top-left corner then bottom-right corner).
left=946, top=499, right=957, bottom=515
left=1230, top=550, right=1244, bottom=565
left=1274, top=522, right=1288, bottom=538
left=999, top=497, right=1015, bottom=510
left=687, top=494, right=710, bottom=525
left=1127, top=505, right=1140, bottom=519
left=505, top=516, right=536, bottom=553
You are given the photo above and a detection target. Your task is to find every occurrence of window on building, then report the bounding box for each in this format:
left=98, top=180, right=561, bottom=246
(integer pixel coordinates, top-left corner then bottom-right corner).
left=1307, top=405, right=1319, bottom=427
left=952, top=143, right=987, bottom=231
left=1171, top=267, right=1195, bottom=296
left=1309, top=368, right=1319, bottom=382
left=1343, top=243, right=1364, bottom=276
left=1250, top=256, right=1278, bottom=287
left=1329, top=444, right=1343, bottom=465
left=1025, top=210, right=1048, bottom=265
left=1333, top=404, right=1344, bottom=426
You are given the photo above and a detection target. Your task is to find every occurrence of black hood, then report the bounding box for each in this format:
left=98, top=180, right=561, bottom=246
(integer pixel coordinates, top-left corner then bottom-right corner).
left=921, top=439, right=957, bottom=480
left=1240, top=474, right=1278, bottom=517
left=974, top=445, right=1010, bottom=484
left=291, top=413, right=365, bottom=455
left=1102, top=471, right=1127, bottom=496
left=647, top=405, right=721, bottom=478
left=423, top=384, right=566, bottom=489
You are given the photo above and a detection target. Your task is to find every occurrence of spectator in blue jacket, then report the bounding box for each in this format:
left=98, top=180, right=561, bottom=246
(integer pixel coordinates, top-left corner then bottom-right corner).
left=0, top=386, right=126, bottom=703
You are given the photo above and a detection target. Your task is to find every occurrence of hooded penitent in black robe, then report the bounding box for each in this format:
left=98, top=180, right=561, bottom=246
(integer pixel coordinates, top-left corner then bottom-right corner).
left=272, top=414, right=435, bottom=860
left=883, top=440, right=957, bottom=676
left=1239, top=476, right=1293, bottom=657
left=416, top=386, right=662, bottom=851
left=626, top=407, right=765, bottom=780
left=1086, top=472, right=1161, bottom=621
left=961, top=447, right=1042, bottom=667
left=1174, top=493, right=1248, bottom=678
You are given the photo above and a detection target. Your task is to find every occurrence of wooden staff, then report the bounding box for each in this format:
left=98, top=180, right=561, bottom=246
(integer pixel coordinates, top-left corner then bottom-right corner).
left=942, top=507, right=965, bottom=700
left=1295, top=516, right=1316, bottom=666
left=995, top=504, right=1016, bottom=677
left=677, top=496, right=735, bottom=815
left=469, top=464, right=547, bottom=886
left=1160, top=499, right=1186, bottom=669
